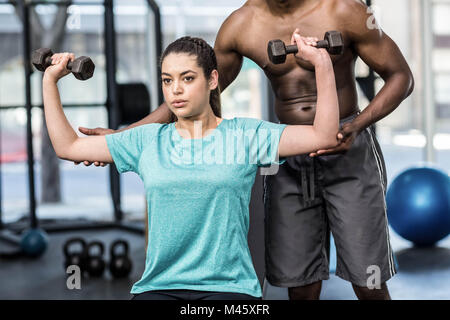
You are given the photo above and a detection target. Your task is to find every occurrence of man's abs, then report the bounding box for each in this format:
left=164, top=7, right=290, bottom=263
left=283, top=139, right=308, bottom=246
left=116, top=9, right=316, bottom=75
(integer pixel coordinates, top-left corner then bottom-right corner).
left=273, top=83, right=360, bottom=125
left=268, top=65, right=360, bottom=125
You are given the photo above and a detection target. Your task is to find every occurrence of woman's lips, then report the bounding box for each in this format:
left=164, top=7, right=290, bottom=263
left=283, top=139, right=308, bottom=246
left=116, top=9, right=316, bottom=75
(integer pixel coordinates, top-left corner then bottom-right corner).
left=172, top=100, right=187, bottom=108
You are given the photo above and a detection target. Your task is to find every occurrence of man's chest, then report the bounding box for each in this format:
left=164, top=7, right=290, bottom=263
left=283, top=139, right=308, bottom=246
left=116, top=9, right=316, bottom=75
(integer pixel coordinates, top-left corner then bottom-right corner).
left=236, top=13, right=351, bottom=74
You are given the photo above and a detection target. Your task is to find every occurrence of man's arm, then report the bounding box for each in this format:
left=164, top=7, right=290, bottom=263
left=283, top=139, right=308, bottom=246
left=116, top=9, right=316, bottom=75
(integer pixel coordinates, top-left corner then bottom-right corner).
left=309, top=0, right=414, bottom=157
left=340, top=0, right=414, bottom=132
left=115, top=102, right=172, bottom=133
left=214, top=9, right=245, bottom=92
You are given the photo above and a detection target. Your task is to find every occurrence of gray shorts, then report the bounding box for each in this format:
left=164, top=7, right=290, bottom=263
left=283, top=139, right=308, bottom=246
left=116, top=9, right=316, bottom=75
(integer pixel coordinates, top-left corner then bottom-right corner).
left=263, top=112, right=397, bottom=288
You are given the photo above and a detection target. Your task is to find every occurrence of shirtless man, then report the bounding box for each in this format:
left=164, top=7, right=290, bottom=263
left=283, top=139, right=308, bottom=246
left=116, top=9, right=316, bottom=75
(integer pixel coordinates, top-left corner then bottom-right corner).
left=79, top=0, right=414, bottom=299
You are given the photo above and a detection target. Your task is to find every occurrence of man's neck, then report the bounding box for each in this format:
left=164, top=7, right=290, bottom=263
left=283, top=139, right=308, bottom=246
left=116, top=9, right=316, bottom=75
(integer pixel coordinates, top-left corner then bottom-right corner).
left=265, top=0, right=315, bottom=15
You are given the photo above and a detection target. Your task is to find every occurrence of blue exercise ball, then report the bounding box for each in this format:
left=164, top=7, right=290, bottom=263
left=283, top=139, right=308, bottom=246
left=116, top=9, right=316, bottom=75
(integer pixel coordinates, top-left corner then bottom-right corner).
left=20, top=228, right=48, bottom=257
left=386, top=166, right=450, bottom=246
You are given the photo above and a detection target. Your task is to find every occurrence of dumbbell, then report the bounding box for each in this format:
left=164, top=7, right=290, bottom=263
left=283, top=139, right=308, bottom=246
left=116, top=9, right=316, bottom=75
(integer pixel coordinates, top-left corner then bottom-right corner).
left=32, top=48, right=95, bottom=80
left=267, top=30, right=344, bottom=64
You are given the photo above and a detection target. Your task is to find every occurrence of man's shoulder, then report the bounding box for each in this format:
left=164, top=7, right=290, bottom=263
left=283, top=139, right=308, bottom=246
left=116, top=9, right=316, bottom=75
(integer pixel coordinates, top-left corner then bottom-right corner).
left=331, top=0, right=370, bottom=26
left=216, top=1, right=269, bottom=52
left=221, top=2, right=256, bottom=31
left=215, top=4, right=255, bottom=51
left=332, top=0, right=367, bottom=12
left=330, top=0, right=383, bottom=41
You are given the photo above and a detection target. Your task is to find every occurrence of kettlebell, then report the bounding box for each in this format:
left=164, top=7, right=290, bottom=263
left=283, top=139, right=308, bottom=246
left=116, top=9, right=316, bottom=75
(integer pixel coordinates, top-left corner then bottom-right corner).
left=86, top=240, right=106, bottom=278
left=63, top=237, right=88, bottom=275
left=109, top=239, right=132, bottom=278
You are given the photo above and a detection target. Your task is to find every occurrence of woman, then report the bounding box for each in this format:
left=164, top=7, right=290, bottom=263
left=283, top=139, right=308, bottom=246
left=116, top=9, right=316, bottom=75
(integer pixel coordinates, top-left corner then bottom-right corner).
left=42, top=32, right=340, bottom=300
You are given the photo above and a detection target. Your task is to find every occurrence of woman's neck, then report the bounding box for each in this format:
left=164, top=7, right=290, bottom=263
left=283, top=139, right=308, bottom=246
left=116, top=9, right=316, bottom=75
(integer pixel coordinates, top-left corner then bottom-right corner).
left=175, top=113, right=222, bottom=139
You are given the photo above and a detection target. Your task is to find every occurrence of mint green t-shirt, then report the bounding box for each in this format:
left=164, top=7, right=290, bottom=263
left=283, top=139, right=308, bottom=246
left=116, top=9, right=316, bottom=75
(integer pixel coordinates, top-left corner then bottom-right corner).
left=105, top=117, right=287, bottom=297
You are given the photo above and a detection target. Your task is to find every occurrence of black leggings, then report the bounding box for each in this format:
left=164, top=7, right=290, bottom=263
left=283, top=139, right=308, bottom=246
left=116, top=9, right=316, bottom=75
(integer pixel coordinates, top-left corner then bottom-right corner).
left=131, top=289, right=262, bottom=300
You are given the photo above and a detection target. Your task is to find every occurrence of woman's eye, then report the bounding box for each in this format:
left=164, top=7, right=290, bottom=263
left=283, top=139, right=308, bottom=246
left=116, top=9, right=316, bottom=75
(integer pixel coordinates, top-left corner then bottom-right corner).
left=162, top=78, right=171, bottom=84
left=184, top=76, right=194, bottom=82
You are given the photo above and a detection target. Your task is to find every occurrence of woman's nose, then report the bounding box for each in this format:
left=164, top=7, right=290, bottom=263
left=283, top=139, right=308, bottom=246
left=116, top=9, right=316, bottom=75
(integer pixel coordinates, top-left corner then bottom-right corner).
left=172, top=80, right=183, bottom=94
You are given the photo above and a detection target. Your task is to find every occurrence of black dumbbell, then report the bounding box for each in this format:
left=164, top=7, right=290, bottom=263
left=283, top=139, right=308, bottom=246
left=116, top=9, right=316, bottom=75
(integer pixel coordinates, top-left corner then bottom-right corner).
left=32, top=48, right=95, bottom=80
left=109, top=239, right=132, bottom=279
left=267, top=30, right=344, bottom=64
left=63, top=237, right=88, bottom=275
left=86, top=240, right=106, bottom=278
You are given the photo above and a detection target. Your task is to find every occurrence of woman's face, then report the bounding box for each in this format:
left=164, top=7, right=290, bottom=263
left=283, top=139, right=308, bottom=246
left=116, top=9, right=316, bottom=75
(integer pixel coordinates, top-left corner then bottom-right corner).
left=161, top=53, right=218, bottom=120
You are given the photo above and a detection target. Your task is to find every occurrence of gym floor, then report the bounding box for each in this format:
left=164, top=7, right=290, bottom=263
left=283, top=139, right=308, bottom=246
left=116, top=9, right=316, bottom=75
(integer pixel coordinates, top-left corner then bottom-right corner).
left=0, top=227, right=146, bottom=300
left=1, top=223, right=449, bottom=300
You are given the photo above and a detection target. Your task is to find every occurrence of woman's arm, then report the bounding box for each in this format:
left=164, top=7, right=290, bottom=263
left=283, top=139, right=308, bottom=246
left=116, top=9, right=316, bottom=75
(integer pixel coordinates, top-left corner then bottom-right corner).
left=278, top=31, right=341, bottom=158
left=42, top=52, right=113, bottom=163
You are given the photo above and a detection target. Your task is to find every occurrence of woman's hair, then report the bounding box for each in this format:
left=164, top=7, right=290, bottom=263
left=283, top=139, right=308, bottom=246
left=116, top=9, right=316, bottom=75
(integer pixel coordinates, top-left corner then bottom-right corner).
left=160, top=36, right=221, bottom=123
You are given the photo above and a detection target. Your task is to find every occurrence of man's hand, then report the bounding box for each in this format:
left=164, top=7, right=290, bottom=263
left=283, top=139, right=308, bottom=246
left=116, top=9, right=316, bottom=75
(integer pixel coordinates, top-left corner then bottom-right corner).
left=309, top=122, right=360, bottom=157
left=74, top=127, right=115, bottom=167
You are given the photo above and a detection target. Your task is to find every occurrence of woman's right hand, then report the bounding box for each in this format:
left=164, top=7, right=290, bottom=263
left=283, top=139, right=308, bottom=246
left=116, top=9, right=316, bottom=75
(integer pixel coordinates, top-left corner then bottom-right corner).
left=43, top=52, right=75, bottom=83
left=290, top=29, right=328, bottom=66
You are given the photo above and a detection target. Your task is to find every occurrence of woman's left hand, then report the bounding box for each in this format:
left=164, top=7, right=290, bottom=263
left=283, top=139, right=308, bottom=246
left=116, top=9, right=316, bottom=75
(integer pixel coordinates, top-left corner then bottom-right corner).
left=43, top=52, right=75, bottom=83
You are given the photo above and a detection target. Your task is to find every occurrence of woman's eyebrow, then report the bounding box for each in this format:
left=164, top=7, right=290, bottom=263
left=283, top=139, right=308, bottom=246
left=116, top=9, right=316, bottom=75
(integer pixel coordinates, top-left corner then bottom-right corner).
left=180, top=70, right=197, bottom=76
left=161, top=70, right=197, bottom=77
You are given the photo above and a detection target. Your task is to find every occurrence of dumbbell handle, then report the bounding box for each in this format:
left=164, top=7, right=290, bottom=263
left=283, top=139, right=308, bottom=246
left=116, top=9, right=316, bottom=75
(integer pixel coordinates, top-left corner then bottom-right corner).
left=285, top=39, right=329, bottom=55
left=42, top=55, right=75, bottom=71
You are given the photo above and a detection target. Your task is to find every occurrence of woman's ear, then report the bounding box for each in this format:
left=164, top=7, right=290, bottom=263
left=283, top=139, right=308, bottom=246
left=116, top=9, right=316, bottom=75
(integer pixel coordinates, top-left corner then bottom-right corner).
left=209, top=69, right=219, bottom=90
